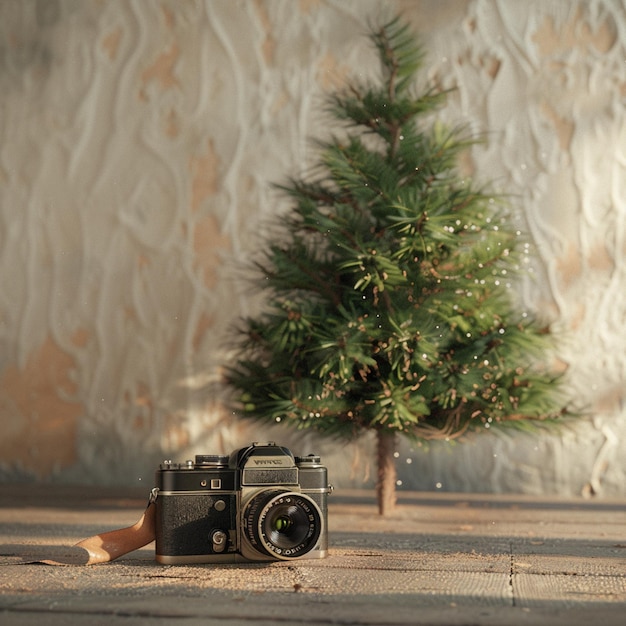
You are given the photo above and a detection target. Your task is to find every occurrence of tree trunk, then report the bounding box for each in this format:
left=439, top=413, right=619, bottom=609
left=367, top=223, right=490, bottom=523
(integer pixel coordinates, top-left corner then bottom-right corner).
left=376, top=429, right=397, bottom=516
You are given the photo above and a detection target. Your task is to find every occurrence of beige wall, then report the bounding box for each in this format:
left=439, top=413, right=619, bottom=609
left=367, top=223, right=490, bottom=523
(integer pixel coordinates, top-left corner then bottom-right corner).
left=1, top=0, right=624, bottom=495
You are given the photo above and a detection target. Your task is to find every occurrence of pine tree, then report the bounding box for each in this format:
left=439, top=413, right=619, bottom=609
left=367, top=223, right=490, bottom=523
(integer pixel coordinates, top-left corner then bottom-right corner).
left=225, top=17, right=569, bottom=515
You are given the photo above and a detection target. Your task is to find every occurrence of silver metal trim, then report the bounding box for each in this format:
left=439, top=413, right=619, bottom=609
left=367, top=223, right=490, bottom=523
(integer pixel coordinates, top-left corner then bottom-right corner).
left=155, top=549, right=328, bottom=565
left=156, top=553, right=242, bottom=565
left=157, top=490, right=237, bottom=496
left=301, top=487, right=333, bottom=494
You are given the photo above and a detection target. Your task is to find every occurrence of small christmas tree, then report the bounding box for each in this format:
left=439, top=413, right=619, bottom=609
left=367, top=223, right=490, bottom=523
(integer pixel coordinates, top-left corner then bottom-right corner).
left=225, top=17, right=568, bottom=515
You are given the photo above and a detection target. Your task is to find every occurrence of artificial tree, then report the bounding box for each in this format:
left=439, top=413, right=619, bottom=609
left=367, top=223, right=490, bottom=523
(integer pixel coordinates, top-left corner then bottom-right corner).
left=225, top=17, right=568, bottom=515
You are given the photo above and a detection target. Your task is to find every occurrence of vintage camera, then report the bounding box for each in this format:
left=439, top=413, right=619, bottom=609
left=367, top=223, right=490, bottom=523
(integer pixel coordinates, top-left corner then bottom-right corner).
left=154, top=442, right=331, bottom=564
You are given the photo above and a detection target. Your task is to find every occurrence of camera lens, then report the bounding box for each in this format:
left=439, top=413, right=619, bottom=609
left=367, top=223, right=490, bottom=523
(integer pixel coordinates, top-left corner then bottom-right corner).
left=243, top=490, right=322, bottom=560
left=265, top=503, right=307, bottom=548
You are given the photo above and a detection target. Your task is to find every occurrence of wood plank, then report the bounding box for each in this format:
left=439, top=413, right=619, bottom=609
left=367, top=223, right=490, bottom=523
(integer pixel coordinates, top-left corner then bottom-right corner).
left=514, top=572, right=626, bottom=608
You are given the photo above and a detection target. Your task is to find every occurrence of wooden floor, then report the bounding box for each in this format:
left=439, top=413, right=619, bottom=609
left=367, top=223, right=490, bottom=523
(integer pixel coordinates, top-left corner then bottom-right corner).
left=0, top=485, right=625, bottom=625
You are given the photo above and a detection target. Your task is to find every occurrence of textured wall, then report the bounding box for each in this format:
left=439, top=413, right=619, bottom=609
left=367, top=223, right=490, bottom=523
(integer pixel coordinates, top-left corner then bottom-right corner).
left=1, top=0, right=625, bottom=496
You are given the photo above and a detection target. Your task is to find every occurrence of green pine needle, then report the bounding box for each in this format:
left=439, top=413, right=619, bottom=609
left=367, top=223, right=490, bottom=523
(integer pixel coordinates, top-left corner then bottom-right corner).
left=223, top=16, right=573, bottom=445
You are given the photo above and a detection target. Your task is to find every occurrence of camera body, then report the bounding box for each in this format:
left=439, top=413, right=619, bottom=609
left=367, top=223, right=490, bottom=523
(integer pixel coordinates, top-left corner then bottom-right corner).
left=154, top=442, right=331, bottom=564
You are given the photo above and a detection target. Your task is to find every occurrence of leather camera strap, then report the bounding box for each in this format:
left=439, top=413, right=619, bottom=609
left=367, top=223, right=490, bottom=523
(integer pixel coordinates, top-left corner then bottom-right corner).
left=72, top=497, right=157, bottom=565
left=20, top=489, right=158, bottom=566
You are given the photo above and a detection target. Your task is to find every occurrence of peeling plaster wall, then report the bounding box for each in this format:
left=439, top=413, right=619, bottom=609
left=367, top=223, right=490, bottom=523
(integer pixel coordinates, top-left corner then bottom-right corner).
left=0, top=0, right=624, bottom=496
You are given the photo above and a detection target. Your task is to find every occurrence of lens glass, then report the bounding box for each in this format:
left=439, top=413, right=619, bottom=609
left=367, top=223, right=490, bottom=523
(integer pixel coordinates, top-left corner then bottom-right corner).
left=265, top=502, right=310, bottom=549
left=243, top=490, right=322, bottom=559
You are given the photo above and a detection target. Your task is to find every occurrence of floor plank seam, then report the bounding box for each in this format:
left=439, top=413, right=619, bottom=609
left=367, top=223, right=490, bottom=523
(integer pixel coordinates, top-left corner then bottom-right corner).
left=509, top=542, right=516, bottom=608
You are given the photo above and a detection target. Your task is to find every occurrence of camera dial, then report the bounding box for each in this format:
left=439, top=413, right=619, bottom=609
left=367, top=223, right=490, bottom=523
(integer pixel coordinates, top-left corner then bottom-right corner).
left=195, top=455, right=229, bottom=467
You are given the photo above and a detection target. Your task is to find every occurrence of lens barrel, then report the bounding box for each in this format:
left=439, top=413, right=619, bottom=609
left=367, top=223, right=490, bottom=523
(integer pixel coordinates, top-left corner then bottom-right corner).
left=243, top=489, right=322, bottom=560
